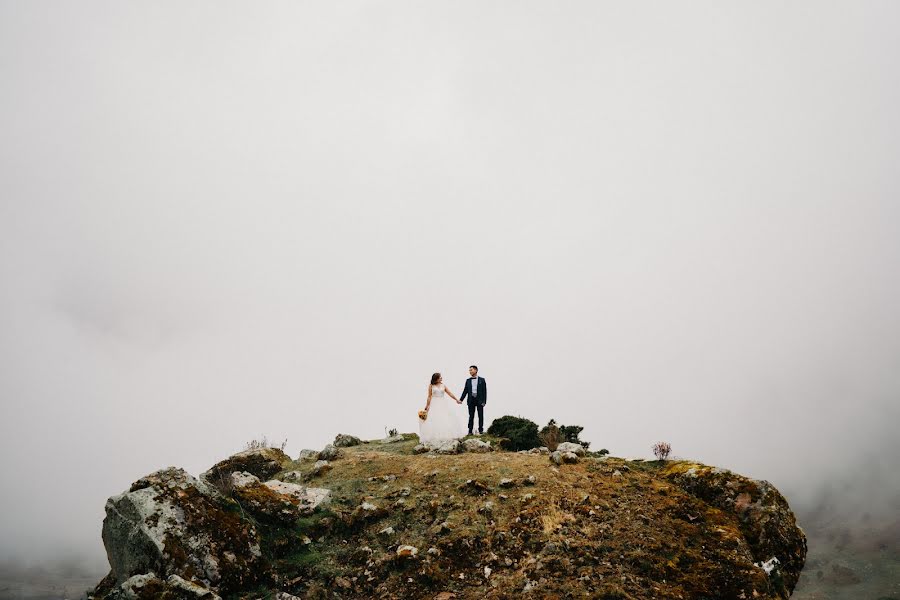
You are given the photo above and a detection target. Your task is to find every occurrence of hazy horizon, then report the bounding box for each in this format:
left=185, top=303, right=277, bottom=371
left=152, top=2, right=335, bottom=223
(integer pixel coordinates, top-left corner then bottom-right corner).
left=2, top=1, right=899, bottom=571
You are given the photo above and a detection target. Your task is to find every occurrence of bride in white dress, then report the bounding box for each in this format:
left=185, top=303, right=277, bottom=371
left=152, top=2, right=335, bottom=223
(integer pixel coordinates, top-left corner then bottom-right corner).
left=419, top=372, right=465, bottom=444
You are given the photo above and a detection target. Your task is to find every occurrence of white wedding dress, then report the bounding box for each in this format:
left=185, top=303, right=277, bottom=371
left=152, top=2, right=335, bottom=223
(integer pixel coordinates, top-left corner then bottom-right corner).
left=419, top=384, right=465, bottom=444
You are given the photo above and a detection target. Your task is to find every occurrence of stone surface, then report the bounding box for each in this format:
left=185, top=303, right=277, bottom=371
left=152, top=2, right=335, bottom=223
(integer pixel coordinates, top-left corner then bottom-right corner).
left=434, top=439, right=461, bottom=454
left=115, top=572, right=222, bottom=599
left=333, top=434, right=361, bottom=448
left=663, top=462, right=808, bottom=596
left=305, top=460, right=331, bottom=479
left=550, top=450, right=579, bottom=465
left=461, top=438, right=492, bottom=453
left=317, top=444, right=341, bottom=461
left=556, top=442, right=586, bottom=456
left=296, top=449, right=318, bottom=461
left=101, top=468, right=263, bottom=594
left=201, top=448, right=290, bottom=487
left=263, top=480, right=331, bottom=513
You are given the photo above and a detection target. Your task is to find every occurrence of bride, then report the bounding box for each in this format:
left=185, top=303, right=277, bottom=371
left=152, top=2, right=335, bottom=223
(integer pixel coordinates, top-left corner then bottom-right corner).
left=419, top=372, right=464, bottom=444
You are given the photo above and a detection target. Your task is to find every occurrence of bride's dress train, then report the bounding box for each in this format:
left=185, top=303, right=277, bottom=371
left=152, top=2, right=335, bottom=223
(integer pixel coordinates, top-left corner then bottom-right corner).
left=419, top=384, right=464, bottom=444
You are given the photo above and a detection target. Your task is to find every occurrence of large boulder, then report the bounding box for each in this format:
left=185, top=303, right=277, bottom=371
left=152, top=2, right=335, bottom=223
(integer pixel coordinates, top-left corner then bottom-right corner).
left=201, top=448, right=291, bottom=487
left=663, top=462, right=808, bottom=597
left=333, top=434, right=361, bottom=448
left=317, top=444, right=341, bottom=461
left=101, top=468, right=264, bottom=594
left=296, top=449, right=318, bottom=461
left=550, top=450, right=579, bottom=465
left=555, top=442, right=586, bottom=456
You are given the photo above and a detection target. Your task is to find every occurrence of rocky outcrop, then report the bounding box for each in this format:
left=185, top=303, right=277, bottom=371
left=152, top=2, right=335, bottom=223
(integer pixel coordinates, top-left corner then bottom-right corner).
left=97, top=467, right=264, bottom=598
left=200, top=448, right=290, bottom=487
left=92, top=449, right=333, bottom=600
left=317, top=444, right=341, bottom=461
left=333, top=433, right=361, bottom=448
left=549, top=449, right=579, bottom=465
left=92, top=437, right=807, bottom=600
left=663, top=462, right=808, bottom=597
left=226, top=471, right=330, bottom=525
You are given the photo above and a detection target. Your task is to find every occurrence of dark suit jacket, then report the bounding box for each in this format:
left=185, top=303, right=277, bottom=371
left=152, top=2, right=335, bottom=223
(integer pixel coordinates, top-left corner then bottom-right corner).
left=460, top=377, right=487, bottom=406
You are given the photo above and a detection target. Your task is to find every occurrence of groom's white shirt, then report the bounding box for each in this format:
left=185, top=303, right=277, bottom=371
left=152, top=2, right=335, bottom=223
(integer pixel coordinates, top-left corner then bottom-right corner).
left=470, top=377, right=478, bottom=397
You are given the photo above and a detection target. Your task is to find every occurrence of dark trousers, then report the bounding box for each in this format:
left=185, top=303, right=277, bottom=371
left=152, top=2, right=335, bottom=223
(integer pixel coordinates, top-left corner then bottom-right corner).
left=467, top=401, right=484, bottom=433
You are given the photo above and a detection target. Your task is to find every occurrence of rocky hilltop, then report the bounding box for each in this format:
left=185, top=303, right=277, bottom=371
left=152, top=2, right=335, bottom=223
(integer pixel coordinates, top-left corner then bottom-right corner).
left=89, top=434, right=806, bottom=599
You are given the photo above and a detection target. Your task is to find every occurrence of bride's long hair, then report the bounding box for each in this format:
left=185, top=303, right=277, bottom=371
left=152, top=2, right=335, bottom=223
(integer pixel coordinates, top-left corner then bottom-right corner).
left=430, top=372, right=441, bottom=385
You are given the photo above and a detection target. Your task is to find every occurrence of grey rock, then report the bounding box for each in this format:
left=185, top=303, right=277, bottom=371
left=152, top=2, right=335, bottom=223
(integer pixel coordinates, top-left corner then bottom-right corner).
left=263, top=480, right=331, bottom=513
left=556, top=442, right=586, bottom=457
left=317, top=444, right=341, bottom=461
left=297, top=449, right=318, bottom=461
left=229, top=471, right=260, bottom=488
left=306, top=460, right=331, bottom=479
left=462, top=438, right=492, bottom=453
left=333, top=433, right=362, bottom=447
left=165, top=574, right=221, bottom=599
left=102, top=467, right=263, bottom=591
left=382, top=434, right=406, bottom=443
left=201, top=447, right=290, bottom=486
left=434, top=439, right=461, bottom=454
left=550, top=450, right=579, bottom=465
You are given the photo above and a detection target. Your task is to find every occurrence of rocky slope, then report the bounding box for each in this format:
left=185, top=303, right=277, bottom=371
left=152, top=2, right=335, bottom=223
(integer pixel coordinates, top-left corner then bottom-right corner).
left=89, top=434, right=806, bottom=599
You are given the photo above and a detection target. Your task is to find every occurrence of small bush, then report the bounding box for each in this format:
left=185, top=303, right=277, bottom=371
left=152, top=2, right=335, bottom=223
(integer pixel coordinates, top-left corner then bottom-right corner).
left=245, top=436, right=288, bottom=451
left=388, top=427, right=399, bottom=437
left=487, top=415, right=542, bottom=451
left=652, top=441, right=671, bottom=461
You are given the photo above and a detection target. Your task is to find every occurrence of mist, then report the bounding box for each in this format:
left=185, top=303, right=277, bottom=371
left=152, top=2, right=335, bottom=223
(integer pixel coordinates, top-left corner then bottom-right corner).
left=1, top=1, right=899, bottom=572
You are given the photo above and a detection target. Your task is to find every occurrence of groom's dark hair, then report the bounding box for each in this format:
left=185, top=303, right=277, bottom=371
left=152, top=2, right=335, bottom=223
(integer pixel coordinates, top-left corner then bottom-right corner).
left=470, top=365, right=478, bottom=372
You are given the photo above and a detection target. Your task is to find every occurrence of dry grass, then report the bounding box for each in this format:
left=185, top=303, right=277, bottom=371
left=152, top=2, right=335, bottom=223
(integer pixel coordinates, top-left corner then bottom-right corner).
left=266, top=437, right=793, bottom=599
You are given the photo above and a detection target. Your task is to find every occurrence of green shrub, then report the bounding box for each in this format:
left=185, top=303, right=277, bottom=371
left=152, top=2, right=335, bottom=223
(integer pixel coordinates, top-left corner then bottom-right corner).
left=487, top=415, right=542, bottom=451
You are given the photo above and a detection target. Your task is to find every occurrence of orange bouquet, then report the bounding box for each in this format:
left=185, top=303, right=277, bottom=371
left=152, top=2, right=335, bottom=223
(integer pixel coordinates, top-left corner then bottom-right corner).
left=418, top=409, right=428, bottom=421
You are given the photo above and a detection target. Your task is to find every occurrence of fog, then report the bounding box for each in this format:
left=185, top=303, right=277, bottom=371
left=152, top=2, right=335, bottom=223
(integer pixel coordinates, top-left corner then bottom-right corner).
left=1, top=1, right=899, bottom=572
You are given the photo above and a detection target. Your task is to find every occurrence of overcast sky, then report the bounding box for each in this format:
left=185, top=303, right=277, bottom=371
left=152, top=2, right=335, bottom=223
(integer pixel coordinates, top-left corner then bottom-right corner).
left=1, top=1, right=899, bottom=569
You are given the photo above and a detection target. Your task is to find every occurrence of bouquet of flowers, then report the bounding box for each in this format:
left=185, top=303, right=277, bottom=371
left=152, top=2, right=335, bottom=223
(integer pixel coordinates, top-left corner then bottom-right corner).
left=418, top=409, right=428, bottom=421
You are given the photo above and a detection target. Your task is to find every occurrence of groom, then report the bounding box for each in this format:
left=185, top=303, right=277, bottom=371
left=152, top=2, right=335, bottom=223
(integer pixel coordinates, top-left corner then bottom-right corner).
left=459, top=365, right=487, bottom=435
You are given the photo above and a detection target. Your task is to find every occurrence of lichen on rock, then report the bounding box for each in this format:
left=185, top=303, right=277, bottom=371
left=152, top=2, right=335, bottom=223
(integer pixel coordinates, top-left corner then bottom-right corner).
left=100, top=467, right=265, bottom=597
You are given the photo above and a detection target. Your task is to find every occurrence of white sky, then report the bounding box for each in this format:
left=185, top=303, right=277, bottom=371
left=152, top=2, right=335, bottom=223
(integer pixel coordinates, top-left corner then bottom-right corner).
left=1, top=1, right=899, bottom=568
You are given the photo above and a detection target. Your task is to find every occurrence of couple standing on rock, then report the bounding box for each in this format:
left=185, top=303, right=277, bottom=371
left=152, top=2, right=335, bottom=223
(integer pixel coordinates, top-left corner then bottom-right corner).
left=419, top=365, right=486, bottom=444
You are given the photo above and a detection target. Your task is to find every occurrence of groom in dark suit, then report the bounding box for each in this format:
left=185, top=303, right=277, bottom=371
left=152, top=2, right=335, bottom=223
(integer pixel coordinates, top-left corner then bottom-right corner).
left=459, top=365, right=487, bottom=435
